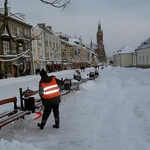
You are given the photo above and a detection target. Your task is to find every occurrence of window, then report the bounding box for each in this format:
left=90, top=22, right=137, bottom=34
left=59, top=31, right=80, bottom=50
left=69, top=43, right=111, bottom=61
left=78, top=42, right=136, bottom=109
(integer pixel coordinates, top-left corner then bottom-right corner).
left=146, top=55, right=148, bottom=63
left=3, top=28, right=7, bottom=34
left=12, top=42, right=17, bottom=54
left=3, top=41, right=10, bottom=54
left=49, top=42, right=51, bottom=48
left=17, top=27, right=20, bottom=37
left=18, top=43, right=23, bottom=53
left=20, top=28, right=23, bottom=37
left=133, top=56, right=136, bottom=64
left=139, top=56, right=141, bottom=63
left=10, top=25, right=15, bottom=36
left=46, top=41, right=48, bottom=47
left=17, top=27, right=23, bottom=37
left=25, top=44, right=30, bottom=51
left=24, top=29, right=29, bottom=37
left=4, top=61, right=11, bottom=75
left=56, top=44, right=58, bottom=51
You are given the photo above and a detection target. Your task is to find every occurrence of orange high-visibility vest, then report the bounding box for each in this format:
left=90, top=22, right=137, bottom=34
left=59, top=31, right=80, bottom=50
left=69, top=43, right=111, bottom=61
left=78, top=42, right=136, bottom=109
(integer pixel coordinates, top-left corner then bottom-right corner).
left=41, top=77, right=60, bottom=99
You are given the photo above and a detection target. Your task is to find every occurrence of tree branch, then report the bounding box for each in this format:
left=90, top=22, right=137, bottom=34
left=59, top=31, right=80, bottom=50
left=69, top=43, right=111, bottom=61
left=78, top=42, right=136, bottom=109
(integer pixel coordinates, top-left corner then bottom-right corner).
left=40, top=0, right=71, bottom=10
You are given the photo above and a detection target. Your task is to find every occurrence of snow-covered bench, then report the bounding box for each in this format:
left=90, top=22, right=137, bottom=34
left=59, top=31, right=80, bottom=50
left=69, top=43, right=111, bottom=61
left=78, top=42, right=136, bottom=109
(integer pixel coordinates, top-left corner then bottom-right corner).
left=87, top=70, right=99, bottom=80
left=0, top=97, right=30, bottom=129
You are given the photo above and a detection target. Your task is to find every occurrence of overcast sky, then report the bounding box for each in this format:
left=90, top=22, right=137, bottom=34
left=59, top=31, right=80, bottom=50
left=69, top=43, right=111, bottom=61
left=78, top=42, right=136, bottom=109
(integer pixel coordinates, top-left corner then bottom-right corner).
left=1, top=0, right=150, bottom=56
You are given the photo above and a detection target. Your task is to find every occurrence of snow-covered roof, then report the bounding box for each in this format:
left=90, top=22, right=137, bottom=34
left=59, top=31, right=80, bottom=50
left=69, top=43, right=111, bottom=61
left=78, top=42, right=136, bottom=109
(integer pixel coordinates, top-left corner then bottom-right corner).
left=36, top=23, right=60, bottom=39
left=85, top=43, right=98, bottom=50
left=0, top=7, right=32, bottom=26
left=136, top=37, right=150, bottom=50
left=68, top=38, right=79, bottom=46
left=68, top=37, right=84, bottom=47
left=115, top=45, right=135, bottom=54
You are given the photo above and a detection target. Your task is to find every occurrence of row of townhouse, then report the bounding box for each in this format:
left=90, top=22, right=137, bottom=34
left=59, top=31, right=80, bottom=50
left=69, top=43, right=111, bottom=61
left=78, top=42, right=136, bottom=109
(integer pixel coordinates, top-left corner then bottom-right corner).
left=0, top=8, right=98, bottom=78
left=113, top=37, right=150, bottom=68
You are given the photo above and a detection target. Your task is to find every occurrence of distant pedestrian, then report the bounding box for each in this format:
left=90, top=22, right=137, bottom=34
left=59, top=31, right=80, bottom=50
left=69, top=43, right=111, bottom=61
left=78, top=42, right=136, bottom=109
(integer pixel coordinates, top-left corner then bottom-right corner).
left=0, top=70, right=3, bottom=79
left=83, top=66, right=85, bottom=72
left=37, top=69, right=64, bottom=130
left=80, top=66, right=84, bottom=72
left=4, top=70, right=7, bottom=78
left=35, top=68, right=40, bottom=75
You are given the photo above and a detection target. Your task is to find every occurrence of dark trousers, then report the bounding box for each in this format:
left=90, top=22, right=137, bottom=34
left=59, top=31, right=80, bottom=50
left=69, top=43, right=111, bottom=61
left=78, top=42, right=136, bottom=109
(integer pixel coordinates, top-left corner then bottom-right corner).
left=42, top=103, right=59, bottom=122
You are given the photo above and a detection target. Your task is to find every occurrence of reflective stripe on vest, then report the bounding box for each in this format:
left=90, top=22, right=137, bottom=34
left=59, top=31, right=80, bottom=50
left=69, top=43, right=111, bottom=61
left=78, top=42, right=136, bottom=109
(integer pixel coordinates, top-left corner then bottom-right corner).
left=41, top=77, right=60, bottom=99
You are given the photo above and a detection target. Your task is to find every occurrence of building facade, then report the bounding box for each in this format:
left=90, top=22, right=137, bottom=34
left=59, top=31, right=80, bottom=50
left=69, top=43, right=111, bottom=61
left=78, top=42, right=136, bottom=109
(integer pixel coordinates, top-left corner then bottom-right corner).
left=32, top=23, right=62, bottom=73
left=0, top=8, right=100, bottom=78
left=113, top=45, right=135, bottom=67
left=0, top=8, right=32, bottom=78
left=57, top=33, right=73, bottom=70
left=135, top=37, right=150, bottom=68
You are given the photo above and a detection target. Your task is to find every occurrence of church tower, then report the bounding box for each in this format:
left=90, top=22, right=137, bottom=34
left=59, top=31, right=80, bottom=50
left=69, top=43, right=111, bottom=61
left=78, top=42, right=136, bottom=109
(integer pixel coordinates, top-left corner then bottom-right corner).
left=96, top=21, right=106, bottom=61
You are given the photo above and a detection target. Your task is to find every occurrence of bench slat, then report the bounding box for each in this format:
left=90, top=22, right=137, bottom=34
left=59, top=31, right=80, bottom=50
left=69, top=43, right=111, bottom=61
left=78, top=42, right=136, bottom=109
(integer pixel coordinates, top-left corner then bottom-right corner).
left=0, top=111, right=27, bottom=124
left=0, top=111, right=30, bottom=129
left=35, top=102, right=43, bottom=108
left=0, top=110, right=16, bottom=119
left=70, top=85, right=78, bottom=90
left=60, top=90, right=70, bottom=96
left=0, top=97, right=17, bottom=105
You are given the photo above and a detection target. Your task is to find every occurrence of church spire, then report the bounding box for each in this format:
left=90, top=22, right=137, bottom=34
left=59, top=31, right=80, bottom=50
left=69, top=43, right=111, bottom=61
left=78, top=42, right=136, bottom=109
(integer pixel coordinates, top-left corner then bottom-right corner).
left=90, top=38, right=93, bottom=48
left=98, top=21, right=102, bottom=33
left=97, top=21, right=103, bottom=44
left=96, top=20, right=106, bottom=61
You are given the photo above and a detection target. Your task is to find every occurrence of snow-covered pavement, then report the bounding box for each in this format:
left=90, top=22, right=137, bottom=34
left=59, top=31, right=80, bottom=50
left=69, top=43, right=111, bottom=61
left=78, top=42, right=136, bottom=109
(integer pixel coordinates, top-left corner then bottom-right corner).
left=1, top=66, right=150, bottom=150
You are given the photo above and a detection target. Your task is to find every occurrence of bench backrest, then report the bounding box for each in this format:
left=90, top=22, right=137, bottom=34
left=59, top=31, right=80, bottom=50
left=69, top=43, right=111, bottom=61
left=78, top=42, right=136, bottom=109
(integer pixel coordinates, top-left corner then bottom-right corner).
left=23, top=88, right=69, bottom=100
left=0, top=97, right=17, bottom=109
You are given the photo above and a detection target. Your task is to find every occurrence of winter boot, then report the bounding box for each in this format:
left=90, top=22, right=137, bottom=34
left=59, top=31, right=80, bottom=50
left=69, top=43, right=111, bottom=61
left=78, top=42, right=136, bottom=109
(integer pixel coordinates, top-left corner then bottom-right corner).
left=37, top=119, right=46, bottom=130
left=53, top=118, right=59, bottom=128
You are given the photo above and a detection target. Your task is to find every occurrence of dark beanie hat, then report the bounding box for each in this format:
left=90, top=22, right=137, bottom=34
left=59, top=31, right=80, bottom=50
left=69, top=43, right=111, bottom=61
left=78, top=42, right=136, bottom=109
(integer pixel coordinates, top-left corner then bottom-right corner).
left=40, top=69, right=47, bottom=76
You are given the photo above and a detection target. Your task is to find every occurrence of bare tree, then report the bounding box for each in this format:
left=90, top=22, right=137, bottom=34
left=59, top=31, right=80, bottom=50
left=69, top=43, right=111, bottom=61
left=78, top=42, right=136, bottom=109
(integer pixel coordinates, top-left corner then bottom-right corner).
left=0, top=0, right=71, bottom=37
left=0, top=0, right=8, bottom=37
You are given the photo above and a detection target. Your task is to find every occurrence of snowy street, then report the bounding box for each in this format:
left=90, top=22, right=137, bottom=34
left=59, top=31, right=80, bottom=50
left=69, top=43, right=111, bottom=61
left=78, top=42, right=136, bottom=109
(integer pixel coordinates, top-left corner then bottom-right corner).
left=1, top=67, right=150, bottom=150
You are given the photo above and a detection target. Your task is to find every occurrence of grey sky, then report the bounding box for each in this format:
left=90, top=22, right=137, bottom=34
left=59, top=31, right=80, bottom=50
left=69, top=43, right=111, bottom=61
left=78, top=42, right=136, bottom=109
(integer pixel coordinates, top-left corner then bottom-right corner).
left=1, top=0, right=150, bottom=56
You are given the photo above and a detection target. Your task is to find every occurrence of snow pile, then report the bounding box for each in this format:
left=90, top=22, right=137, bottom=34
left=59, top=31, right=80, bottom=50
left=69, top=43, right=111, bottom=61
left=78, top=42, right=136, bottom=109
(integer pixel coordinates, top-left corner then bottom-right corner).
left=0, top=138, right=41, bottom=150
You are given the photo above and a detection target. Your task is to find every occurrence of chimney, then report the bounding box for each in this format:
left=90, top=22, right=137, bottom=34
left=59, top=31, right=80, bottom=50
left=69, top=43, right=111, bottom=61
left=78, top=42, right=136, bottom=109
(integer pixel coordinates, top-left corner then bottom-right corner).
left=47, top=26, right=52, bottom=30
left=38, top=23, right=45, bottom=29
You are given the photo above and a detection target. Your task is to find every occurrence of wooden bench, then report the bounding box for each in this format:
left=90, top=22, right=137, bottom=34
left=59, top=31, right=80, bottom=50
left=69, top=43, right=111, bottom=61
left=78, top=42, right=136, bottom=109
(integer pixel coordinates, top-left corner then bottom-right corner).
left=0, top=97, right=18, bottom=119
left=87, top=71, right=99, bottom=80
left=23, top=89, right=71, bottom=109
left=21, top=83, right=78, bottom=111
left=0, top=84, right=78, bottom=129
left=19, top=88, right=71, bottom=112
left=0, top=97, right=31, bottom=129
